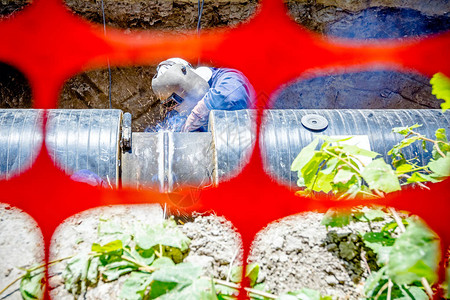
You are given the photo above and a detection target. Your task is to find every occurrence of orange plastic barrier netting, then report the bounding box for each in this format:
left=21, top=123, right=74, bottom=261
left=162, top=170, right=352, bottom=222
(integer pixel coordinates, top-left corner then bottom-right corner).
left=0, top=0, right=449, bottom=298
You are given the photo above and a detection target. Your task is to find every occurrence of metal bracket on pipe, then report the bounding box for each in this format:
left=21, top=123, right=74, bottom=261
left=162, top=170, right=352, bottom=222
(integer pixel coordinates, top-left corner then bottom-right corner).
left=121, top=112, right=132, bottom=151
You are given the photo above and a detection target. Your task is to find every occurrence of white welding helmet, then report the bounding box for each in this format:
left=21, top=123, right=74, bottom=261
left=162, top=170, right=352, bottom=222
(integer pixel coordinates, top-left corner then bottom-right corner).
left=152, top=58, right=213, bottom=114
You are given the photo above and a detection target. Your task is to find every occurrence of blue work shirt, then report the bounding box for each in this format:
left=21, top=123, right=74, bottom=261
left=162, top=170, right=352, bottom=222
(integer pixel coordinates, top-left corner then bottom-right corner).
left=146, top=67, right=253, bottom=132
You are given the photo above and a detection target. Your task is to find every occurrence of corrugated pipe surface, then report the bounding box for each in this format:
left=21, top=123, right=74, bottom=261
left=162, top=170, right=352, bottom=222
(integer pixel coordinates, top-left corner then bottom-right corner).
left=0, top=109, right=122, bottom=185
left=210, top=109, right=450, bottom=187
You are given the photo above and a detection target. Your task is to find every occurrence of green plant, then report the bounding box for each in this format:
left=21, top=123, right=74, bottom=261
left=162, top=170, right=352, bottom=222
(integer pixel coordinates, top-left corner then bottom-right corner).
left=0, top=217, right=333, bottom=300
left=291, top=125, right=449, bottom=299
left=291, top=127, right=449, bottom=200
left=431, top=72, right=450, bottom=112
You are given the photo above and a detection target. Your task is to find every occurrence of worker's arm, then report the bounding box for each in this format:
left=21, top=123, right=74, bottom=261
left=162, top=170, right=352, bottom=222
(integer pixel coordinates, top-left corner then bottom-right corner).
left=182, top=69, right=253, bottom=132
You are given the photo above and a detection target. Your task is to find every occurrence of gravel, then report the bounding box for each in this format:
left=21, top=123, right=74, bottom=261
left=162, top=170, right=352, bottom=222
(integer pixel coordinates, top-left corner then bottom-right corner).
left=0, top=205, right=395, bottom=299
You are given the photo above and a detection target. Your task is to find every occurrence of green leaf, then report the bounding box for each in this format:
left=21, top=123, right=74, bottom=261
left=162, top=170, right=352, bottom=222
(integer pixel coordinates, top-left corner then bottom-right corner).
left=320, top=158, right=339, bottom=175
left=392, top=124, right=422, bottom=136
left=363, top=232, right=395, bottom=265
left=428, top=155, right=450, bottom=177
left=148, top=263, right=203, bottom=299
left=120, top=271, right=153, bottom=300
left=398, top=286, right=428, bottom=300
left=98, top=219, right=131, bottom=244
left=129, top=246, right=155, bottom=266
left=406, top=172, right=440, bottom=184
left=395, top=163, right=414, bottom=174
left=387, top=219, right=440, bottom=285
left=291, top=138, right=320, bottom=172
left=156, top=277, right=217, bottom=300
left=151, top=257, right=175, bottom=268
left=435, top=128, right=448, bottom=142
left=301, top=152, right=328, bottom=188
left=135, top=220, right=190, bottom=252
left=333, top=169, right=356, bottom=186
left=230, top=264, right=260, bottom=287
left=20, top=269, right=45, bottom=300
left=430, top=72, right=450, bottom=112
left=362, top=208, right=386, bottom=222
left=92, top=240, right=123, bottom=254
left=363, top=232, right=395, bottom=246
left=381, top=220, right=409, bottom=234
left=361, top=158, right=401, bottom=193
left=102, top=260, right=137, bottom=281
left=311, top=171, right=334, bottom=193
left=321, top=209, right=351, bottom=229
left=338, top=144, right=379, bottom=158
left=63, top=254, right=100, bottom=295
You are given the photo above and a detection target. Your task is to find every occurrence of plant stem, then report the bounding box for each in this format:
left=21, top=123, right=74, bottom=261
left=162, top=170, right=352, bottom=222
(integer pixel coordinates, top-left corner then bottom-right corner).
left=0, top=275, right=22, bottom=297
left=323, top=149, right=362, bottom=176
left=388, top=208, right=406, bottom=233
left=395, top=165, right=429, bottom=175
left=409, top=130, right=447, bottom=158
left=213, top=278, right=277, bottom=299
left=375, top=281, right=389, bottom=300
left=335, top=148, right=367, bottom=168
left=387, top=279, right=393, bottom=300
left=226, top=248, right=240, bottom=282
left=360, top=250, right=372, bottom=276
left=421, top=277, right=434, bottom=298
left=0, top=255, right=75, bottom=297
left=398, top=174, right=430, bottom=190
left=121, top=255, right=156, bottom=272
left=122, top=249, right=156, bottom=273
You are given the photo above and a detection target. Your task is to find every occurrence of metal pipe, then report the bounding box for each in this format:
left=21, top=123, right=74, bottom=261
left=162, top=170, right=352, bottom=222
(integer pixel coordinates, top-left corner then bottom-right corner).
left=0, top=109, right=122, bottom=186
left=209, top=109, right=449, bottom=188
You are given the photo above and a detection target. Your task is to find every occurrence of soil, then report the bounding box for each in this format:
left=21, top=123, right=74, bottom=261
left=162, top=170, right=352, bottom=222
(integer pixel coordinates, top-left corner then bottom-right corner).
left=0, top=1, right=448, bottom=298
left=57, top=66, right=163, bottom=132
left=0, top=204, right=44, bottom=300
left=0, top=203, right=395, bottom=299
left=1, top=1, right=449, bottom=131
left=48, top=205, right=164, bottom=300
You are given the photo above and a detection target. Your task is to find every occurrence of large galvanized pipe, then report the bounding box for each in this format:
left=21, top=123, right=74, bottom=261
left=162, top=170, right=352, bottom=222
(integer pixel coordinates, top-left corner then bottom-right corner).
left=209, top=109, right=450, bottom=188
left=1, top=109, right=448, bottom=191
left=0, top=109, right=123, bottom=186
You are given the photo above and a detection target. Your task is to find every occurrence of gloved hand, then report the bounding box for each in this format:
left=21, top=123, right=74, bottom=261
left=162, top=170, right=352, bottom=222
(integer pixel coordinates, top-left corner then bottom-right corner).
left=182, top=99, right=210, bottom=132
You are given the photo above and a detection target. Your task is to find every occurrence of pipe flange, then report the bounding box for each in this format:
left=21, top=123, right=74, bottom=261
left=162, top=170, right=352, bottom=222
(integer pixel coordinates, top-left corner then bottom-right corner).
left=301, top=114, right=328, bottom=131
left=122, top=112, right=132, bottom=150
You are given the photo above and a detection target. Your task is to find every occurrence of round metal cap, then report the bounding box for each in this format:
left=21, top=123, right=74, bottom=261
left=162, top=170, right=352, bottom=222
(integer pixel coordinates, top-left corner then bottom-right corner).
left=301, top=114, right=328, bottom=131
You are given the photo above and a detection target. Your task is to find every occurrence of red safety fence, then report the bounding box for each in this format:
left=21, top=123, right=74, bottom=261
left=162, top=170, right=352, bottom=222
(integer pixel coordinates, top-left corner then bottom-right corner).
left=0, top=0, right=449, bottom=298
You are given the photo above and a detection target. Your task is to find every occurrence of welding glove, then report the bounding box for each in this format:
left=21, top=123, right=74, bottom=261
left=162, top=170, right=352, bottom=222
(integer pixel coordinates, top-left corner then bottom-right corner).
left=182, top=99, right=210, bottom=132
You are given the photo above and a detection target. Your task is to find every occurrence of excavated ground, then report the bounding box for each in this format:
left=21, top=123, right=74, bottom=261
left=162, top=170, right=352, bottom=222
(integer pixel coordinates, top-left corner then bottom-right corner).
left=0, top=204, right=393, bottom=299
left=0, top=1, right=448, bottom=299
left=0, top=0, right=448, bottom=130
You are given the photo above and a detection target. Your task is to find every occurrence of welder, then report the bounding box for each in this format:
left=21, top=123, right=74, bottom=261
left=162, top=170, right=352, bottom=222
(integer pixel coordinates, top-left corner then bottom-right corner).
left=150, top=58, right=254, bottom=132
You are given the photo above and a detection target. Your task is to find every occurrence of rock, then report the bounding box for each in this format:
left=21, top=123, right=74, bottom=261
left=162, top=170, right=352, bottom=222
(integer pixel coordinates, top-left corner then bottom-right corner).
left=326, top=243, right=337, bottom=251
left=271, top=235, right=285, bottom=250
left=325, top=274, right=338, bottom=286
left=339, top=241, right=359, bottom=260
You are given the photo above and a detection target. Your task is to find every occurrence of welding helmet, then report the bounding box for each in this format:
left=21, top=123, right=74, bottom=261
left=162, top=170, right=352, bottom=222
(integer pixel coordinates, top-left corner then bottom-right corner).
left=152, top=58, right=212, bottom=115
